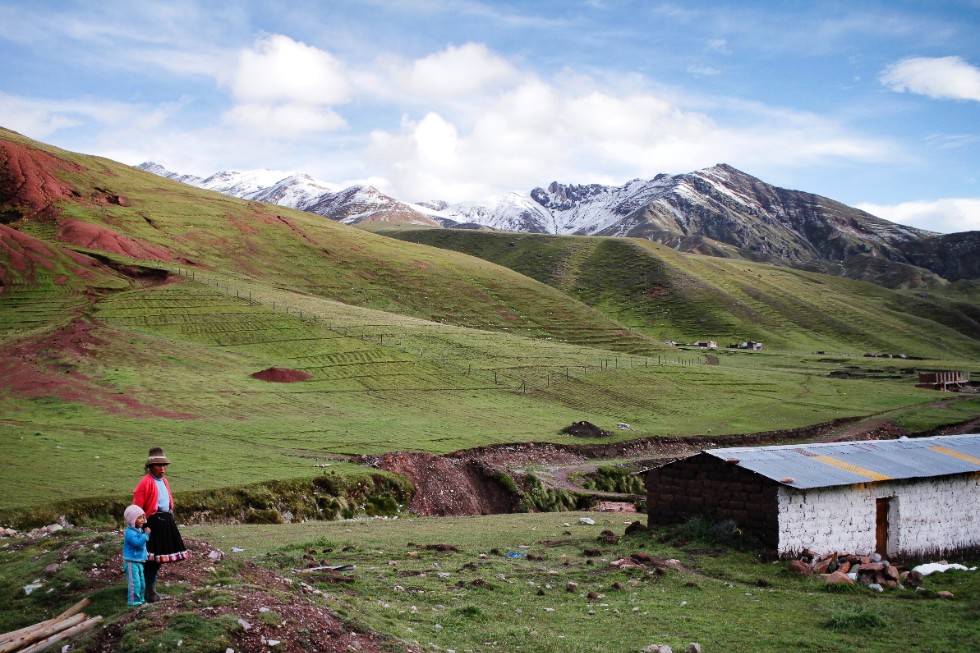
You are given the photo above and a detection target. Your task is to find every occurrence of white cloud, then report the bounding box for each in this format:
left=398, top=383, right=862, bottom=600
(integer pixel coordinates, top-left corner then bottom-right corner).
left=880, top=56, right=980, bottom=102
left=688, top=65, right=720, bottom=76
left=707, top=38, right=731, bottom=55
left=224, top=34, right=351, bottom=135
left=0, top=93, right=177, bottom=139
left=233, top=34, right=352, bottom=104
left=222, top=103, right=347, bottom=136
left=0, top=95, right=84, bottom=138
left=856, top=199, right=980, bottom=234
left=400, top=42, right=519, bottom=99
left=365, top=67, right=900, bottom=201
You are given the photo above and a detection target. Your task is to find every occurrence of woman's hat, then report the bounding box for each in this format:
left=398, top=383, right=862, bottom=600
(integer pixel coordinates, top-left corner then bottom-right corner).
left=124, top=504, right=146, bottom=527
left=145, top=446, right=171, bottom=466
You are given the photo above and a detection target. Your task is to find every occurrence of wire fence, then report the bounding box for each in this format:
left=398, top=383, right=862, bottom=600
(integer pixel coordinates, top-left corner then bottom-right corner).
left=144, top=266, right=711, bottom=395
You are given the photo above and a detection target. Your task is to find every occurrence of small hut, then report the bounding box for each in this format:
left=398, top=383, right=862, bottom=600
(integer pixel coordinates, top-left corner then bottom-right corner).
left=916, top=371, right=969, bottom=391
left=643, top=434, right=980, bottom=558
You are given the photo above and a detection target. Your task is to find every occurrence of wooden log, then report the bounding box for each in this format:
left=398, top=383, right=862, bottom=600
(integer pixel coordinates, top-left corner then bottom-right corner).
left=0, top=599, right=89, bottom=645
left=0, top=614, right=86, bottom=653
left=18, top=616, right=103, bottom=653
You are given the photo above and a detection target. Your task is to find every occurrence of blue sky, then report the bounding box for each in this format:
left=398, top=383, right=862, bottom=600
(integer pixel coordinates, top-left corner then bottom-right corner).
left=1, top=1, right=979, bottom=233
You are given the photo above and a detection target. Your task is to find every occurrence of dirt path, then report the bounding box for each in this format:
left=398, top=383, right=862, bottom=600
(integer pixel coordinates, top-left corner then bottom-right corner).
left=368, top=409, right=980, bottom=515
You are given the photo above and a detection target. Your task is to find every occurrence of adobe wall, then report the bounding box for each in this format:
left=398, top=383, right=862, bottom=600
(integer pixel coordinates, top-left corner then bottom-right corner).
left=644, top=453, right=779, bottom=547
left=777, top=472, right=980, bottom=558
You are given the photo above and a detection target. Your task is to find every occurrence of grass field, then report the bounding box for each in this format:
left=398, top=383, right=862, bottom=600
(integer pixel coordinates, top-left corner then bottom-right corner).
left=3, top=516, right=976, bottom=653
left=2, top=129, right=979, bottom=522
left=187, top=515, right=980, bottom=653
left=2, top=270, right=965, bottom=512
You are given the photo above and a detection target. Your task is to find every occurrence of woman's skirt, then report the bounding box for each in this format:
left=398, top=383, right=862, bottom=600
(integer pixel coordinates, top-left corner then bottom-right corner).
left=145, top=511, right=189, bottom=563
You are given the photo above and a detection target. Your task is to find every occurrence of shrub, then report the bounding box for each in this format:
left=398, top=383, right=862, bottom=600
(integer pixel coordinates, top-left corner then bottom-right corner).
left=492, top=472, right=519, bottom=495
left=245, top=508, right=283, bottom=524
left=673, top=516, right=760, bottom=549
left=587, top=465, right=644, bottom=494
left=825, top=603, right=886, bottom=631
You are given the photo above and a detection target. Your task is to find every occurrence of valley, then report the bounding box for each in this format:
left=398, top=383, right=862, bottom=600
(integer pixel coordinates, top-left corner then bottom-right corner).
left=1, top=126, right=978, bottom=652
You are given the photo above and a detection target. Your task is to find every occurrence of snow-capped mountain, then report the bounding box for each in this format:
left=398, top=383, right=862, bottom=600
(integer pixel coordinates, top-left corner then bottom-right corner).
left=429, top=192, right=557, bottom=233
left=136, top=162, right=203, bottom=186
left=137, top=161, right=974, bottom=284
left=138, top=163, right=440, bottom=227
left=305, top=185, right=443, bottom=227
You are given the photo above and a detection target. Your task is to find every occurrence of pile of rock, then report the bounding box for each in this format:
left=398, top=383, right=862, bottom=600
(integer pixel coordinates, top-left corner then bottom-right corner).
left=788, top=551, right=908, bottom=590
left=0, top=517, right=72, bottom=540
left=643, top=643, right=702, bottom=653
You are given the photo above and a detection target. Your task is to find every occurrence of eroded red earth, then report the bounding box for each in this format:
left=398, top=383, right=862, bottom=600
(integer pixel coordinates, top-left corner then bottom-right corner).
left=0, top=138, right=82, bottom=217
left=0, top=317, right=194, bottom=419
left=56, top=218, right=173, bottom=262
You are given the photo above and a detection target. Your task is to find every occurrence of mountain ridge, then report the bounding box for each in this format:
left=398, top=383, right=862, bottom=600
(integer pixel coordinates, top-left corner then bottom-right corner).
left=137, top=161, right=974, bottom=287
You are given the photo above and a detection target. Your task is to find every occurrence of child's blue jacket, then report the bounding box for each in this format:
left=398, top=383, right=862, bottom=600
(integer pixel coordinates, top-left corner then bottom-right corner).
left=123, top=526, right=150, bottom=562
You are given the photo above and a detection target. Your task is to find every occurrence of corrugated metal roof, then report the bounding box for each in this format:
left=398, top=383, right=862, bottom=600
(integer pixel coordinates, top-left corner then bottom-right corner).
left=704, top=434, right=980, bottom=490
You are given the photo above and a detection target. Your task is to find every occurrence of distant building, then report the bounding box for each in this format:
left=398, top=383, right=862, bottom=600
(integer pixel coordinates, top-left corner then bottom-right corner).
left=732, top=340, right=763, bottom=350
left=917, top=371, right=969, bottom=391
left=693, top=340, right=717, bottom=350
left=643, top=435, right=980, bottom=558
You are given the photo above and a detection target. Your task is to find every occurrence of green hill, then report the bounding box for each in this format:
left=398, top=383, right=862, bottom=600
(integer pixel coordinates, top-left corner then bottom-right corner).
left=383, top=228, right=980, bottom=358
left=1, top=127, right=978, bottom=519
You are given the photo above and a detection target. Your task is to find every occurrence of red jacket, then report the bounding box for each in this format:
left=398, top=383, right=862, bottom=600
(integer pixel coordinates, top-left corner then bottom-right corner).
left=132, top=473, right=174, bottom=516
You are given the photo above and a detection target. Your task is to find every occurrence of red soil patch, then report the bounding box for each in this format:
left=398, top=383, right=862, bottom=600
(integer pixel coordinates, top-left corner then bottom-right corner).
left=58, top=536, right=420, bottom=653
left=251, top=367, right=313, bottom=383
left=0, top=138, right=82, bottom=217
left=0, top=223, right=103, bottom=285
left=361, top=452, right=517, bottom=516
left=361, top=417, right=932, bottom=517
left=0, top=317, right=195, bottom=419
left=57, top=218, right=173, bottom=261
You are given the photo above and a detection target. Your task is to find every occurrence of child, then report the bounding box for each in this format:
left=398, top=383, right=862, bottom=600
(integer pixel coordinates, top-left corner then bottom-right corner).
left=123, top=505, right=151, bottom=606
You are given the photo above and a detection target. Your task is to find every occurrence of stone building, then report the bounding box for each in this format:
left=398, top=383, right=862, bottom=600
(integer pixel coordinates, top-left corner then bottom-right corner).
left=643, top=434, right=980, bottom=558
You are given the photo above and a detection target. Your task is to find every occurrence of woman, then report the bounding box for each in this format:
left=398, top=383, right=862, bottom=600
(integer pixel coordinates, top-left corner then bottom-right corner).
left=132, top=446, right=188, bottom=601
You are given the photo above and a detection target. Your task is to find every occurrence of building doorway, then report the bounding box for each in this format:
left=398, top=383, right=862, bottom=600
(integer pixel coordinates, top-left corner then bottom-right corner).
left=875, top=498, right=893, bottom=556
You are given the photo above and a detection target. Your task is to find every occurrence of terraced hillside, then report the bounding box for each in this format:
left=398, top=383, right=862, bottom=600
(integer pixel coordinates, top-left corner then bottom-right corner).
left=1, top=127, right=978, bottom=520
left=383, top=229, right=980, bottom=359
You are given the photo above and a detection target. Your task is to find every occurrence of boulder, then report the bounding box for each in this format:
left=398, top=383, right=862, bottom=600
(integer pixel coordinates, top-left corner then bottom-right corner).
left=788, top=560, right=812, bottom=575
left=823, top=571, right=853, bottom=585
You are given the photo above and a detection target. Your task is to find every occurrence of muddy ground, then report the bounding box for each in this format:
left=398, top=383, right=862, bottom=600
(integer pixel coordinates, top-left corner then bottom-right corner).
left=359, top=413, right=980, bottom=517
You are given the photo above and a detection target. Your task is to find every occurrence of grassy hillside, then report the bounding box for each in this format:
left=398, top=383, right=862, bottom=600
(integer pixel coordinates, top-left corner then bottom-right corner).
left=1, top=128, right=978, bottom=520
left=383, top=229, right=980, bottom=358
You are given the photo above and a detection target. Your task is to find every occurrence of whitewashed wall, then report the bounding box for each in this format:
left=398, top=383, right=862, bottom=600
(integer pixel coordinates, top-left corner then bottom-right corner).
left=776, top=473, right=980, bottom=557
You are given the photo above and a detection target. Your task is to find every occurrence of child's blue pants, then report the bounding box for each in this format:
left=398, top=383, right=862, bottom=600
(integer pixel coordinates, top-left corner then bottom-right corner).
left=124, top=560, right=145, bottom=606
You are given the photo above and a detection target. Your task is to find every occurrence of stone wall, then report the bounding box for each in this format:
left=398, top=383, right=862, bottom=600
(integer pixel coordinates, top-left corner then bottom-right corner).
left=644, top=453, right=779, bottom=546
left=777, top=472, right=980, bottom=558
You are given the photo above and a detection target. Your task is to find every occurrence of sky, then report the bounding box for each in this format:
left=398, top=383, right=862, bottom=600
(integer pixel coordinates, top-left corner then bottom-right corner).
left=1, top=1, right=979, bottom=233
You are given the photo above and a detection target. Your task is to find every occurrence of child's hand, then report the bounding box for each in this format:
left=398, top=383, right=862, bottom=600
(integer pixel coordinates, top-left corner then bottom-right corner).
left=144, top=527, right=151, bottom=534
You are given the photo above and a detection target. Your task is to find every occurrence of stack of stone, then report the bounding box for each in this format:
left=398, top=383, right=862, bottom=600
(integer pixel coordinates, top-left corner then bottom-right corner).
left=788, top=551, right=906, bottom=590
